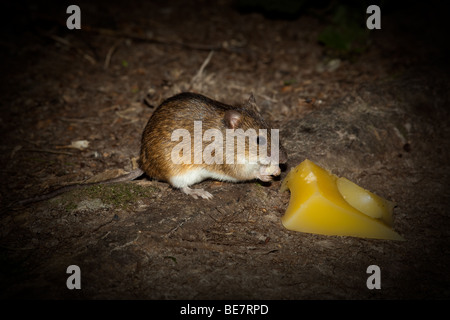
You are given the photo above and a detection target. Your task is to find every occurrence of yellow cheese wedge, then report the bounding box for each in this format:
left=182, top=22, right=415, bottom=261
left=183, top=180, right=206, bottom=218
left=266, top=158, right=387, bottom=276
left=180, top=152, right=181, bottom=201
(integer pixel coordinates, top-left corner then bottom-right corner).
left=280, top=159, right=404, bottom=240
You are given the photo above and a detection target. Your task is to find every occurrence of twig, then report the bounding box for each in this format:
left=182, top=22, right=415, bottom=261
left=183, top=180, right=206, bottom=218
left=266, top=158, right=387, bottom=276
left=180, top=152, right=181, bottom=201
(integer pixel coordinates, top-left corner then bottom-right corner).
left=164, top=216, right=192, bottom=237
left=257, top=93, right=279, bottom=103
left=104, top=39, right=123, bottom=69
left=111, top=232, right=141, bottom=252
left=0, top=244, right=36, bottom=251
left=10, top=145, right=22, bottom=159
left=22, top=148, right=74, bottom=156
left=192, top=50, right=214, bottom=83
left=35, top=15, right=233, bottom=53
left=84, top=26, right=223, bottom=52
left=60, top=117, right=101, bottom=123
left=50, top=35, right=96, bottom=65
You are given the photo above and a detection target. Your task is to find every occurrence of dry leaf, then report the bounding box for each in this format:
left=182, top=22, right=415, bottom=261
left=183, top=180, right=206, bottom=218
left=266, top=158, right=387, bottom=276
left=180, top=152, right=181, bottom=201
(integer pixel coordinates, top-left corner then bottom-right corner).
left=70, top=140, right=90, bottom=150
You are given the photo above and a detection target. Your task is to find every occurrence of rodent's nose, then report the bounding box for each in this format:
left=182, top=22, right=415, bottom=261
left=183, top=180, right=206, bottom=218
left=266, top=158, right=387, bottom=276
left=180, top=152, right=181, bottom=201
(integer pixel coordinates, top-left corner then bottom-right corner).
left=267, top=165, right=281, bottom=176
left=273, top=166, right=281, bottom=176
left=258, top=165, right=280, bottom=182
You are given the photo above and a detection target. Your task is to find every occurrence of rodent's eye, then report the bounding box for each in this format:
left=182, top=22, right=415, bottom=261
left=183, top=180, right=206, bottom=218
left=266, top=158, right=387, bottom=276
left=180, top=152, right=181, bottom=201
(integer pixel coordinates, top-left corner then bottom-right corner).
left=256, top=136, right=266, bottom=145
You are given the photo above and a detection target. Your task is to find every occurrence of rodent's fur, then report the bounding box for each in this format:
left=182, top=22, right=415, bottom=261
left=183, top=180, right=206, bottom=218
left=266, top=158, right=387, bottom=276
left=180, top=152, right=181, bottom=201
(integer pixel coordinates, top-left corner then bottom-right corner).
left=139, top=92, right=287, bottom=199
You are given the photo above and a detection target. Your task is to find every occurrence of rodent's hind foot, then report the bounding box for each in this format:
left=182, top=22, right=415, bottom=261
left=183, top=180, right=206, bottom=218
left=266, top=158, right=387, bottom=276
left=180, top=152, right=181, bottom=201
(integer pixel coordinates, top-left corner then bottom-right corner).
left=181, top=187, right=213, bottom=200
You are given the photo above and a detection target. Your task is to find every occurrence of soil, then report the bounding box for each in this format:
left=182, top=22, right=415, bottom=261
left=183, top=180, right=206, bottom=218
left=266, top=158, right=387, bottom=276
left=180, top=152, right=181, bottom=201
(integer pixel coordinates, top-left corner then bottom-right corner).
left=1, top=0, right=449, bottom=299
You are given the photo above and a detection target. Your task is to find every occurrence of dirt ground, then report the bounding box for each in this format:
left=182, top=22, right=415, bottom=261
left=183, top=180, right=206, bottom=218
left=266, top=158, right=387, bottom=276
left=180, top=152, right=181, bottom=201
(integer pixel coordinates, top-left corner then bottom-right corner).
left=1, top=0, right=449, bottom=300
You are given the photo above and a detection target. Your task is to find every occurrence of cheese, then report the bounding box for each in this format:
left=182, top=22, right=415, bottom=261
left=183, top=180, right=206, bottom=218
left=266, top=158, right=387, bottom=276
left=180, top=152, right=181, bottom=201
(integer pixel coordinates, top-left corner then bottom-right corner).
left=280, top=160, right=404, bottom=240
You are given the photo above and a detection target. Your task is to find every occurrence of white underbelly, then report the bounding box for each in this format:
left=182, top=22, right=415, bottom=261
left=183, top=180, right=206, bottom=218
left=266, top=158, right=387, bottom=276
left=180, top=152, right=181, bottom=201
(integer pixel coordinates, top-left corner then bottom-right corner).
left=169, top=168, right=237, bottom=188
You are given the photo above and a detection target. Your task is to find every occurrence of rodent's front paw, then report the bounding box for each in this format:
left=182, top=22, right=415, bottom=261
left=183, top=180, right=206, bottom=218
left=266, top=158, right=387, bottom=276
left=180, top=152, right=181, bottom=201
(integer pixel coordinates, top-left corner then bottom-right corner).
left=258, top=165, right=281, bottom=181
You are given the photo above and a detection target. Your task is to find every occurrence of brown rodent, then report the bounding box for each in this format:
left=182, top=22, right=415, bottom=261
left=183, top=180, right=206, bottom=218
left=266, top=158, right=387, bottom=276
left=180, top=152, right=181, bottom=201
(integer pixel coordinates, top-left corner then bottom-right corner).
left=139, top=92, right=287, bottom=199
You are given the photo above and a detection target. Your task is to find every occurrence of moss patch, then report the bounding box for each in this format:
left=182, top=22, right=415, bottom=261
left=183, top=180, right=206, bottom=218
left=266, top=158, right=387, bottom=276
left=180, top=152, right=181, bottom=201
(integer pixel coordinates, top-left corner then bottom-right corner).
left=52, top=183, right=159, bottom=211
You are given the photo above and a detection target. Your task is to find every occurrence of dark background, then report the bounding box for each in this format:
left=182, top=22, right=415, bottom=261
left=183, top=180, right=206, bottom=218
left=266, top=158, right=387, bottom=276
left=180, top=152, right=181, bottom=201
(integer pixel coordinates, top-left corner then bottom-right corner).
left=0, top=0, right=449, bottom=300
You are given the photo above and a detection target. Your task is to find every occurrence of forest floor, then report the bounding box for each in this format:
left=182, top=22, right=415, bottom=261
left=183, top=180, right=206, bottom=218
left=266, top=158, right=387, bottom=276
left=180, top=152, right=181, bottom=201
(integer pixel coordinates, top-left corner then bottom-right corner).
left=0, top=0, right=449, bottom=299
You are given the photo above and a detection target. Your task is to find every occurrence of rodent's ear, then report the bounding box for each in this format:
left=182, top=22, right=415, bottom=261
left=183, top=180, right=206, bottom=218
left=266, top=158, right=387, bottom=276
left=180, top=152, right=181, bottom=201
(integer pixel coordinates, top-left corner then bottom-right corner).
left=224, top=110, right=242, bottom=129
left=245, top=93, right=258, bottom=111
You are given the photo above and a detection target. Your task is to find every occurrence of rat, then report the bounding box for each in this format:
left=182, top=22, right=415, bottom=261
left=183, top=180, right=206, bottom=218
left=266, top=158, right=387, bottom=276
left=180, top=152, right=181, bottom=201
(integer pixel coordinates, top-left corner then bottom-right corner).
left=14, top=92, right=287, bottom=206
left=139, top=92, right=287, bottom=199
